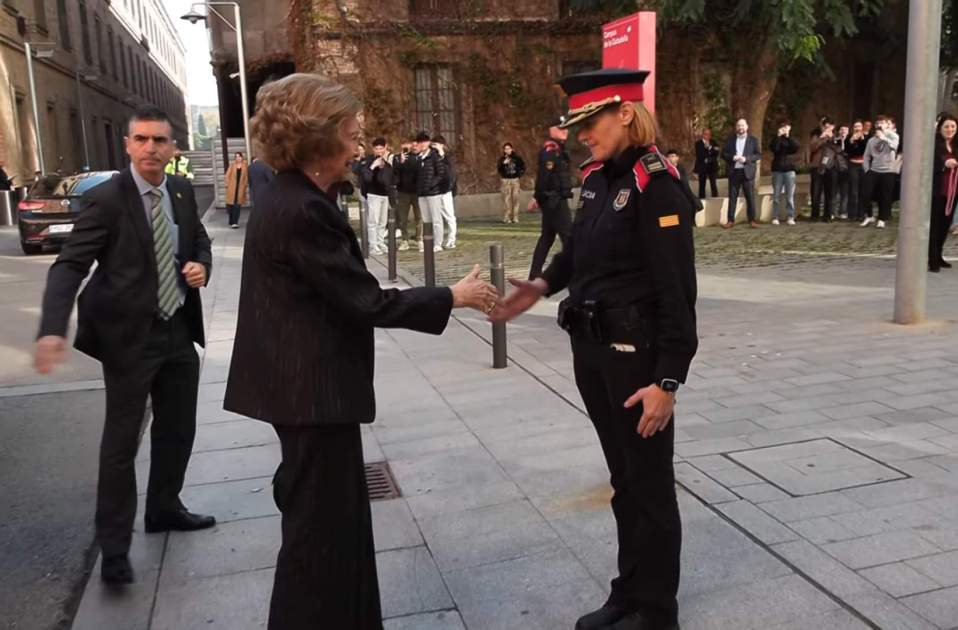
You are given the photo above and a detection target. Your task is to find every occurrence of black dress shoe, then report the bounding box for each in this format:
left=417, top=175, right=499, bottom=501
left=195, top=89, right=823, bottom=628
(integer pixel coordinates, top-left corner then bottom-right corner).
left=929, top=265, right=941, bottom=273
left=575, top=604, right=630, bottom=630
left=145, top=508, right=216, bottom=533
left=940, top=260, right=952, bottom=268
left=101, top=554, right=134, bottom=584
left=607, top=612, right=680, bottom=630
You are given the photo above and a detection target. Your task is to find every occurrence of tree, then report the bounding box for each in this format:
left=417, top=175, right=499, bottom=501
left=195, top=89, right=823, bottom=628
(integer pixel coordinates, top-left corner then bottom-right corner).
left=197, top=114, right=209, bottom=139
left=570, top=0, right=885, bottom=144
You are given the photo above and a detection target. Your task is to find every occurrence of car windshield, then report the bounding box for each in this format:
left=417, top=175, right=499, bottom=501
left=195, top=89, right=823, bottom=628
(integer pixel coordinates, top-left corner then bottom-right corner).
left=30, top=172, right=116, bottom=198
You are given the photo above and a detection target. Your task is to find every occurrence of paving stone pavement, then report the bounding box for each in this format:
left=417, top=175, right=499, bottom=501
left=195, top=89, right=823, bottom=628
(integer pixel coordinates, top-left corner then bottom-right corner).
left=72, top=224, right=958, bottom=630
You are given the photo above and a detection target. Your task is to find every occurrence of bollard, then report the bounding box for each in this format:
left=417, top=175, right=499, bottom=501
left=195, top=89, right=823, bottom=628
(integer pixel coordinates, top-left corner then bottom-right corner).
left=16, top=186, right=29, bottom=203
left=490, top=243, right=507, bottom=369
left=359, top=197, right=370, bottom=259
left=387, top=204, right=397, bottom=282
left=423, top=222, right=436, bottom=287
left=0, top=191, right=14, bottom=226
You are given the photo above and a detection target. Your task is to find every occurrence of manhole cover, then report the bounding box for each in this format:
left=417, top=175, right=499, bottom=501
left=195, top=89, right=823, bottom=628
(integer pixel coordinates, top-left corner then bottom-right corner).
left=365, top=462, right=401, bottom=501
left=727, top=438, right=907, bottom=497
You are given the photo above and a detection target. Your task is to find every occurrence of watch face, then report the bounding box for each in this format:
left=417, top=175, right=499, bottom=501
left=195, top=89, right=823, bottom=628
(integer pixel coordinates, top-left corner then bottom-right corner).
left=661, top=379, right=680, bottom=392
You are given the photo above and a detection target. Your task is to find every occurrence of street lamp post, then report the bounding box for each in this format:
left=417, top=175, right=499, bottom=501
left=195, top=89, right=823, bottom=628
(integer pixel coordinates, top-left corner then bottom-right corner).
left=181, top=2, right=253, bottom=164
left=74, top=70, right=98, bottom=171
left=24, top=43, right=56, bottom=174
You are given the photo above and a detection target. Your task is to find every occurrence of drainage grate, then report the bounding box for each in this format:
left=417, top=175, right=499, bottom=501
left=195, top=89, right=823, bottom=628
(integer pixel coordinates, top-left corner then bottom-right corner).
left=365, top=462, right=401, bottom=501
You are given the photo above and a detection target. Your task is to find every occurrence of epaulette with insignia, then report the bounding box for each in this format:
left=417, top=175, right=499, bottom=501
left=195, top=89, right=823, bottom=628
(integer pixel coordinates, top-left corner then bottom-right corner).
left=580, top=158, right=603, bottom=182
left=632, top=144, right=680, bottom=192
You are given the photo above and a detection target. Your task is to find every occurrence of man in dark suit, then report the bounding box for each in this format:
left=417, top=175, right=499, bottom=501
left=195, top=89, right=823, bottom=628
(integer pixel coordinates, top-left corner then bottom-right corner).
left=248, top=156, right=275, bottom=205
left=693, top=129, right=719, bottom=198
left=721, top=118, right=762, bottom=228
left=35, top=107, right=216, bottom=585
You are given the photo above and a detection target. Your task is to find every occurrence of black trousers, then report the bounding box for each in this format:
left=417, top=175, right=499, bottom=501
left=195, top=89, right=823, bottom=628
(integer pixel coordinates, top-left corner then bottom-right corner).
left=697, top=170, right=718, bottom=199
left=528, top=197, right=572, bottom=280
left=269, top=424, right=382, bottom=630
left=227, top=204, right=241, bottom=226
left=929, top=196, right=952, bottom=269
left=571, top=337, right=681, bottom=624
left=860, top=171, right=896, bottom=221
left=97, top=310, right=199, bottom=557
left=810, top=170, right=836, bottom=220
left=847, top=164, right=864, bottom=220
left=727, top=170, right=756, bottom=223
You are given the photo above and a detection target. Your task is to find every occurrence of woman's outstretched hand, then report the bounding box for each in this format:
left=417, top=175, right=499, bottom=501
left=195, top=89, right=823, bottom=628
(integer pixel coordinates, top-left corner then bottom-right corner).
left=489, top=277, right=548, bottom=323
left=451, top=265, right=500, bottom=314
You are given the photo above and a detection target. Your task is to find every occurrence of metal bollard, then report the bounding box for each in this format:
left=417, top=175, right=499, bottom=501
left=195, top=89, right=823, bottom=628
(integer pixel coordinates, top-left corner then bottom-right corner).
left=490, top=243, right=507, bottom=369
left=423, top=222, right=436, bottom=287
left=387, top=204, right=397, bottom=282
left=16, top=186, right=29, bottom=203
left=359, top=197, right=370, bottom=259
left=0, top=191, right=15, bottom=226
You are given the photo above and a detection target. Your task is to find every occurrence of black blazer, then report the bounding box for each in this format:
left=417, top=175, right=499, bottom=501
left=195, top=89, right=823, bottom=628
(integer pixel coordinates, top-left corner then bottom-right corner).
left=223, top=170, right=454, bottom=427
left=693, top=139, right=719, bottom=175
left=722, top=135, right=762, bottom=181
left=38, top=169, right=212, bottom=367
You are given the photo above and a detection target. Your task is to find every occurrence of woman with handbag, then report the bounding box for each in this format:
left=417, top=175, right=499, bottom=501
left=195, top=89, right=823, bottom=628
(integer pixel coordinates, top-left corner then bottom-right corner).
left=929, top=114, right=958, bottom=272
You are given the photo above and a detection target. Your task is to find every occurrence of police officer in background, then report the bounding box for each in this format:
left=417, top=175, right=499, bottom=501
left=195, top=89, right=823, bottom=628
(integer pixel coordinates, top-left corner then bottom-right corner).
left=493, top=69, right=696, bottom=630
left=527, top=117, right=574, bottom=279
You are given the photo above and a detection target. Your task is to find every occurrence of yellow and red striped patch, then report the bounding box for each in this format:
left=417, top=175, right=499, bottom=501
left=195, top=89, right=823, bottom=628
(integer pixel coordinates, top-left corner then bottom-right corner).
left=658, top=214, right=680, bottom=228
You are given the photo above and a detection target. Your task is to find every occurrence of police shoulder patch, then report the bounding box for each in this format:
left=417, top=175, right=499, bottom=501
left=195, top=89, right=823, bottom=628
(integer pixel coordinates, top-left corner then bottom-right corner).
left=640, top=152, right=668, bottom=174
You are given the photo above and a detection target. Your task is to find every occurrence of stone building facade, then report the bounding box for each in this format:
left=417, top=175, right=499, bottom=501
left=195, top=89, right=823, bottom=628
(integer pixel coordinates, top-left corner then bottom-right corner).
left=211, top=1, right=909, bottom=193
left=0, top=0, right=189, bottom=184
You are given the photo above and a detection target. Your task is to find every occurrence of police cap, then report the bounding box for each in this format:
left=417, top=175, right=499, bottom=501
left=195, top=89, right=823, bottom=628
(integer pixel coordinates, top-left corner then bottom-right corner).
left=556, top=68, right=650, bottom=129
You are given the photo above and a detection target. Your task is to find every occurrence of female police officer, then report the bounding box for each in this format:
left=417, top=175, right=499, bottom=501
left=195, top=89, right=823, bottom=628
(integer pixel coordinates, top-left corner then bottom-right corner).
left=492, top=69, right=696, bottom=630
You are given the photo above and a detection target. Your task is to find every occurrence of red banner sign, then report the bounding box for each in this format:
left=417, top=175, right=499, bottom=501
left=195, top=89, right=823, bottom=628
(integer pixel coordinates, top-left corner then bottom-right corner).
left=602, top=12, right=656, bottom=114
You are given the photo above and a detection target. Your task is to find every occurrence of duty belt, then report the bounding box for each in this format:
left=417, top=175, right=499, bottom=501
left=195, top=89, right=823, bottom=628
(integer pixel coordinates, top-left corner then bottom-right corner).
left=557, top=299, right=654, bottom=347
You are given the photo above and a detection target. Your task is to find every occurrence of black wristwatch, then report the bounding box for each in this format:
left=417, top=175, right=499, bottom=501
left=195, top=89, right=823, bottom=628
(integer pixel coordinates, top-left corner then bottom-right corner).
left=659, top=378, right=680, bottom=393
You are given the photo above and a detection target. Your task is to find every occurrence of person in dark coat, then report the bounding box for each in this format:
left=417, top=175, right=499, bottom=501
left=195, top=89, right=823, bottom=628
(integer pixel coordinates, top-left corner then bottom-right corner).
left=693, top=128, right=720, bottom=199
left=929, top=113, right=958, bottom=272
left=223, top=74, right=499, bottom=630
left=665, top=148, right=704, bottom=212
left=721, top=119, right=762, bottom=228
left=34, top=107, right=215, bottom=585
left=769, top=120, right=800, bottom=225
left=0, top=159, right=13, bottom=191
left=248, top=156, right=275, bottom=204
left=528, top=119, right=574, bottom=280
left=498, top=142, right=526, bottom=223
left=493, top=68, right=695, bottom=630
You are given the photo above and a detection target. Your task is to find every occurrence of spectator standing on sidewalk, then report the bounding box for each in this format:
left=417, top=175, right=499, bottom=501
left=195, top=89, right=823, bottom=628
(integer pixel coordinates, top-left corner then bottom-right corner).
left=528, top=118, right=574, bottom=279
left=809, top=118, right=839, bottom=222
left=665, top=149, right=703, bottom=212
left=769, top=119, right=799, bottom=225
left=693, top=128, right=720, bottom=199
left=845, top=121, right=868, bottom=222
left=224, top=74, right=499, bottom=630
left=833, top=125, right=851, bottom=219
left=929, top=113, right=958, bottom=272
left=433, top=135, right=458, bottom=249
left=351, top=143, right=371, bottom=224
left=394, top=140, right=422, bottom=252
left=721, top=118, right=761, bottom=228
left=225, top=152, right=249, bottom=228
left=414, top=131, right=448, bottom=253
left=362, top=137, right=397, bottom=256
left=0, top=159, right=12, bottom=191
left=860, top=115, right=900, bottom=229
left=863, top=119, right=874, bottom=137
left=498, top=142, right=526, bottom=223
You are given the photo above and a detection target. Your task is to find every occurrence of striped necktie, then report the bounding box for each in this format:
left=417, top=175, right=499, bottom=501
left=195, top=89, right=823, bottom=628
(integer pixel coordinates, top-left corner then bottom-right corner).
left=148, top=189, right=179, bottom=319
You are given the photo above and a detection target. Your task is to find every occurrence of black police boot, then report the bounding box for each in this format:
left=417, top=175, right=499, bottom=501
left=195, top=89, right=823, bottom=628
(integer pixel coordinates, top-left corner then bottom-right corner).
left=607, top=611, right=680, bottom=630
left=575, top=604, right=630, bottom=630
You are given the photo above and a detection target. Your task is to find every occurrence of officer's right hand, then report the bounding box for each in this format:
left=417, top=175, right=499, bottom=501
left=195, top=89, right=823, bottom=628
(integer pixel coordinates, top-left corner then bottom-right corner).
left=527, top=198, right=539, bottom=211
left=35, top=335, right=67, bottom=375
left=489, top=278, right=547, bottom=323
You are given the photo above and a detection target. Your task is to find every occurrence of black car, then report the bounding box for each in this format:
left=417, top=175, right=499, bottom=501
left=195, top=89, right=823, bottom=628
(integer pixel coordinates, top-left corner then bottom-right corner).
left=17, top=171, right=117, bottom=255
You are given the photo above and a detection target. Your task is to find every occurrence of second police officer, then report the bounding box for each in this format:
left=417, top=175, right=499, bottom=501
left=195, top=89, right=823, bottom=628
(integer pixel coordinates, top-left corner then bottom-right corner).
left=493, top=68, right=697, bottom=630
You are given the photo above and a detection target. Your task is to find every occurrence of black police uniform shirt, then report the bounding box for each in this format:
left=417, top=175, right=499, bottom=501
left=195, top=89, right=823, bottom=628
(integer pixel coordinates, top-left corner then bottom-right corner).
left=542, top=145, right=698, bottom=383
left=534, top=140, right=573, bottom=203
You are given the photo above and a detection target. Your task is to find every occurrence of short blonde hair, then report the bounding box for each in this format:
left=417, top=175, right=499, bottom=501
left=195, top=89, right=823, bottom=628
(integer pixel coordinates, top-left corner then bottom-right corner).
left=250, top=73, right=361, bottom=171
left=626, top=102, right=659, bottom=147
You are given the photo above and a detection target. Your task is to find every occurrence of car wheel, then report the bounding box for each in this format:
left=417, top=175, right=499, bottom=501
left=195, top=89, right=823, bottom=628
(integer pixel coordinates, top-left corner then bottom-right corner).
left=21, top=242, right=43, bottom=255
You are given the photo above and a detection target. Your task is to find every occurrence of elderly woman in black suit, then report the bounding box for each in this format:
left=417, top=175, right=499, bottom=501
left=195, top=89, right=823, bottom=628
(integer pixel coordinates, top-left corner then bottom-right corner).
left=223, top=73, right=498, bottom=630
